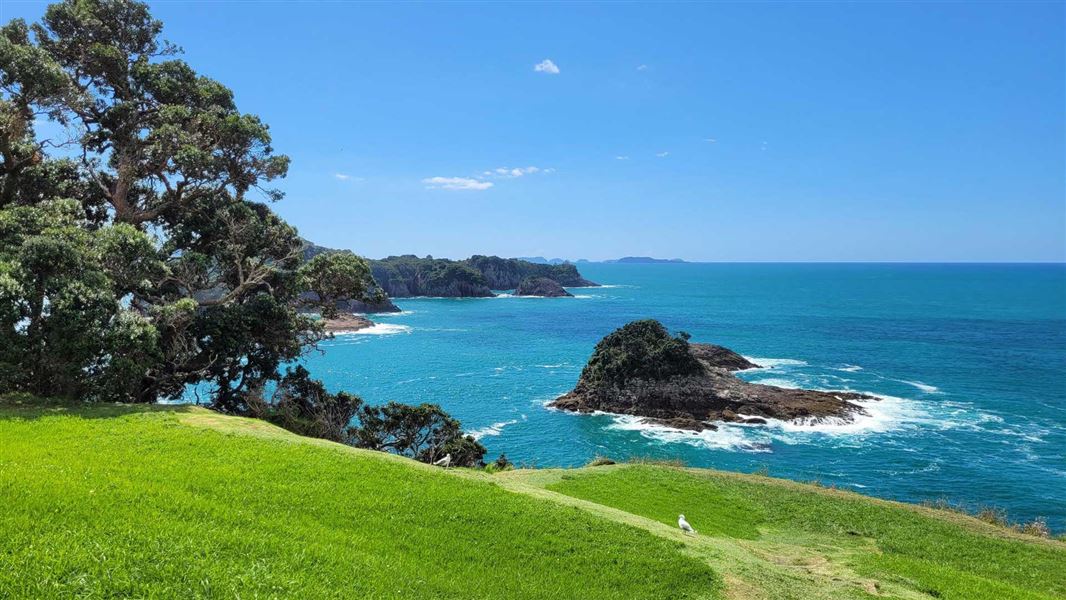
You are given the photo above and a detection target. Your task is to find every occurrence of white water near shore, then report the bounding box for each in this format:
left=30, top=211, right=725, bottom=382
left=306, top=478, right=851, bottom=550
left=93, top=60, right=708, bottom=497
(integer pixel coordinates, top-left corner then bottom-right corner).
left=333, top=323, right=413, bottom=336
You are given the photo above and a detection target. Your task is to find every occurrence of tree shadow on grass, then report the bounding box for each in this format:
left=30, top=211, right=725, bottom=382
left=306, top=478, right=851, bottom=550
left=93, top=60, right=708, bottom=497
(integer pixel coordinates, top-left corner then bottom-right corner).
left=0, top=394, right=202, bottom=421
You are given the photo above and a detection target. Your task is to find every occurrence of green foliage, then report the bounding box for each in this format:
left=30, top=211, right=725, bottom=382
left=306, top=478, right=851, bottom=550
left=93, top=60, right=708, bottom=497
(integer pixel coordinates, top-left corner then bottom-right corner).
left=0, top=404, right=717, bottom=599
left=464, top=254, right=594, bottom=288
left=369, top=254, right=492, bottom=297
left=365, top=254, right=596, bottom=297
left=298, top=252, right=374, bottom=318
left=0, top=0, right=371, bottom=406
left=354, top=401, right=487, bottom=467
left=0, top=199, right=162, bottom=400
left=494, top=453, right=513, bottom=469
left=484, top=453, right=514, bottom=473
left=578, top=319, right=703, bottom=390
left=267, top=365, right=363, bottom=443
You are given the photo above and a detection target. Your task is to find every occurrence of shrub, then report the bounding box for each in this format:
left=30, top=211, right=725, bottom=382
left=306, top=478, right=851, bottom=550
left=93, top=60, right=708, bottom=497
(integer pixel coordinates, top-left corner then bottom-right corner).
left=355, top=401, right=487, bottom=467
left=976, top=507, right=1009, bottom=528
left=578, top=320, right=702, bottom=390
left=587, top=456, right=616, bottom=467
left=1019, top=518, right=1051, bottom=538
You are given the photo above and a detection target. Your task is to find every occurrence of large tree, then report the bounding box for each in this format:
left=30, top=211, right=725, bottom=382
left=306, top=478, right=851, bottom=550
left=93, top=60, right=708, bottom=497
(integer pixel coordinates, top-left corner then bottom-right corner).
left=0, top=0, right=374, bottom=405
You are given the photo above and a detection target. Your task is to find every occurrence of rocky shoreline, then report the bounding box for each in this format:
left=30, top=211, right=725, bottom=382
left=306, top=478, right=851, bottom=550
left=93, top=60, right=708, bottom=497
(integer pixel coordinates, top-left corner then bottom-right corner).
left=549, top=320, right=874, bottom=432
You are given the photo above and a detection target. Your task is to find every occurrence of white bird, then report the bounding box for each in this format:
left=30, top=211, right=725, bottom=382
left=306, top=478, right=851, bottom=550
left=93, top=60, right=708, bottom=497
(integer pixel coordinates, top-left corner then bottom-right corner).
left=433, top=453, right=452, bottom=468
left=678, top=514, right=696, bottom=534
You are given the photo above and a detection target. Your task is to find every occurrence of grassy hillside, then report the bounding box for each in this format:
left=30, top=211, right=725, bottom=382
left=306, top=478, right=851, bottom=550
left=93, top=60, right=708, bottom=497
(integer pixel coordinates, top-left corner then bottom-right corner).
left=1, top=401, right=1062, bottom=599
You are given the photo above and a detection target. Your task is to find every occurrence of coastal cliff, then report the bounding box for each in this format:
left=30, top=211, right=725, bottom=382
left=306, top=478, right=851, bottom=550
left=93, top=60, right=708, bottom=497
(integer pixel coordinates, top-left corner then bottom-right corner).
left=370, top=255, right=598, bottom=298
left=466, top=255, right=599, bottom=289
left=369, top=256, right=495, bottom=298
left=303, top=242, right=599, bottom=300
left=550, top=320, right=872, bottom=431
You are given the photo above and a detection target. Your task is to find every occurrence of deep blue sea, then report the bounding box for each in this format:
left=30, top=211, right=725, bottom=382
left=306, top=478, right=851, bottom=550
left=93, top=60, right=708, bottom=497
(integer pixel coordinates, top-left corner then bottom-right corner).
left=305, top=263, right=1066, bottom=531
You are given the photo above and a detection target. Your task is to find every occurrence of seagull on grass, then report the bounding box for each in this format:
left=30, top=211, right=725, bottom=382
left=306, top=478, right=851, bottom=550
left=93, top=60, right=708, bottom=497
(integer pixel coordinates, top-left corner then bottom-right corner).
left=678, top=514, right=696, bottom=534
left=433, top=453, right=452, bottom=468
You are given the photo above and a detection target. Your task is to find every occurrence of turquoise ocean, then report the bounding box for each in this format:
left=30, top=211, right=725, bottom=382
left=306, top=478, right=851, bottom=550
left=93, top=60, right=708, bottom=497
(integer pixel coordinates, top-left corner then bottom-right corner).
left=304, top=263, right=1066, bottom=530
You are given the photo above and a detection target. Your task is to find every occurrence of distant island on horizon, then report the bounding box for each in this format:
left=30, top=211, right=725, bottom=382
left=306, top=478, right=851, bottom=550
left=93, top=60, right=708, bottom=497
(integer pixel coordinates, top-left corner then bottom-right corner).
left=517, top=256, right=688, bottom=265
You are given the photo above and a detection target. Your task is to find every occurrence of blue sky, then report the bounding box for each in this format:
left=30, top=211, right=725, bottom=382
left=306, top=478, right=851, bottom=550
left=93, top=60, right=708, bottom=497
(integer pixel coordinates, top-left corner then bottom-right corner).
left=4, top=1, right=1064, bottom=261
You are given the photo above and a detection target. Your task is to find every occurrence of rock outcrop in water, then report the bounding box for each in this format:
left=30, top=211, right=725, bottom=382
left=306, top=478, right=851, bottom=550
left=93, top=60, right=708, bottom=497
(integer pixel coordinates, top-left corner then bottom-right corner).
left=514, top=277, right=573, bottom=297
left=549, top=320, right=872, bottom=431
left=321, top=313, right=375, bottom=333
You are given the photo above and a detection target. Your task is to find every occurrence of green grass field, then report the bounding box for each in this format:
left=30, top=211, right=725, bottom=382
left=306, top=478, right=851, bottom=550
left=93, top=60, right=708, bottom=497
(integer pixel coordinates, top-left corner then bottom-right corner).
left=1, top=401, right=1063, bottom=599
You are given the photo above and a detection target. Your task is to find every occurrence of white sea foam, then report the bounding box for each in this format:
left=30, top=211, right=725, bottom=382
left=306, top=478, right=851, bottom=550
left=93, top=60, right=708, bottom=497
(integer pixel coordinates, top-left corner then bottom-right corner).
left=744, top=356, right=809, bottom=368
left=334, top=323, right=412, bottom=336
left=768, top=394, right=929, bottom=435
left=468, top=419, right=521, bottom=440
left=836, top=364, right=863, bottom=372
left=605, top=414, right=772, bottom=453
left=596, top=389, right=939, bottom=453
left=898, top=379, right=941, bottom=394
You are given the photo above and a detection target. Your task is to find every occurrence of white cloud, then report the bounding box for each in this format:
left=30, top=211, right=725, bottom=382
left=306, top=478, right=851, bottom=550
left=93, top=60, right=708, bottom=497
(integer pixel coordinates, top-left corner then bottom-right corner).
left=656, top=151, right=670, bottom=157
left=492, top=166, right=543, bottom=178
left=533, top=59, right=560, bottom=74
left=334, top=173, right=365, bottom=183
left=615, top=155, right=629, bottom=160
left=422, top=176, right=493, bottom=191
left=636, top=64, right=648, bottom=71
left=704, top=137, right=717, bottom=143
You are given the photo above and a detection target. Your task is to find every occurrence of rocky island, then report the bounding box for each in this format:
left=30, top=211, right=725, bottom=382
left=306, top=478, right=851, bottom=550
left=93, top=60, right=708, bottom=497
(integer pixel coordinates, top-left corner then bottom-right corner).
left=514, top=277, right=573, bottom=297
left=550, top=320, right=873, bottom=431
left=321, top=313, right=375, bottom=333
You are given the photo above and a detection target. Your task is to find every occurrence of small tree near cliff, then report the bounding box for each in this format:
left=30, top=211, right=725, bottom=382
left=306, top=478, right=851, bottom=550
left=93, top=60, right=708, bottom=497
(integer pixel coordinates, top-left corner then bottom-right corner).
left=269, top=365, right=363, bottom=444
left=299, top=252, right=377, bottom=319
left=355, top=402, right=487, bottom=467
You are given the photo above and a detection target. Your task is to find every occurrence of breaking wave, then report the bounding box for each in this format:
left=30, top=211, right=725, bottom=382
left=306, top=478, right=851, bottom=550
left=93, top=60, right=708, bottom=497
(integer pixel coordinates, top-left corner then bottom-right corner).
left=335, top=323, right=412, bottom=336
left=468, top=416, right=526, bottom=440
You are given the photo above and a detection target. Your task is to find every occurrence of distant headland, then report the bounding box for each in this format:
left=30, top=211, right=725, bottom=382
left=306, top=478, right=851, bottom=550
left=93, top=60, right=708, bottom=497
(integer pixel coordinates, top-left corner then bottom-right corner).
left=521, top=256, right=688, bottom=264
left=604, top=256, right=687, bottom=264
left=302, top=242, right=599, bottom=308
